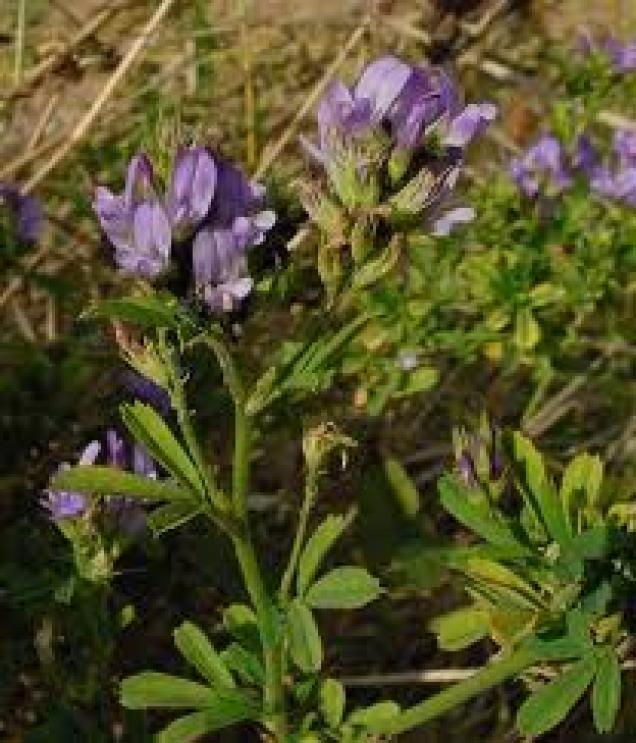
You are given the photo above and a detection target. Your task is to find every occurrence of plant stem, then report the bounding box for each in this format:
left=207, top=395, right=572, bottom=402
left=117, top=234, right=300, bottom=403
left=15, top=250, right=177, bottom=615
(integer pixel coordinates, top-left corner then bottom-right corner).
left=376, top=646, right=539, bottom=736
left=232, top=398, right=286, bottom=740
left=279, top=469, right=318, bottom=602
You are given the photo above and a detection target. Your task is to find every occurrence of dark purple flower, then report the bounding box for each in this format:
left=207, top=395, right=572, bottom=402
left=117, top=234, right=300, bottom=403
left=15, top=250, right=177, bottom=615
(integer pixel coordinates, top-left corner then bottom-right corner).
left=93, top=154, right=171, bottom=279
left=510, top=135, right=572, bottom=198
left=192, top=158, right=275, bottom=312
left=573, top=134, right=599, bottom=174
left=42, top=441, right=100, bottom=521
left=121, top=370, right=171, bottom=416
left=0, top=184, right=43, bottom=243
left=166, top=146, right=217, bottom=239
left=105, top=428, right=154, bottom=536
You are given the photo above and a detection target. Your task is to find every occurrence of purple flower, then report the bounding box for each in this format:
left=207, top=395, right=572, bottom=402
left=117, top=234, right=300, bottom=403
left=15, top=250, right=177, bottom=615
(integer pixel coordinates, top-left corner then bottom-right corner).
left=42, top=441, right=100, bottom=521
left=121, top=370, right=171, bottom=416
left=166, top=146, right=217, bottom=239
left=577, top=29, right=636, bottom=73
left=510, top=135, right=572, bottom=198
left=585, top=130, right=636, bottom=207
left=443, top=103, right=498, bottom=149
left=94, top=154, right=171, bottom=279
left=193, top=227, right=253, bottom=312
left=573, top=134, right=599, bottom=174
left=614, top=130, right=636, bottom=167
left=0, top=184, right=43, bottom=243
left=192, top=158, right=275, bottom=312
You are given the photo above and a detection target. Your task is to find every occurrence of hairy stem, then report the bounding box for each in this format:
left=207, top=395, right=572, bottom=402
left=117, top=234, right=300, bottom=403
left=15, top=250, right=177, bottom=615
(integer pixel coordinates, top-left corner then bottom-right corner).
left=376, top=646, right=539, bottom=736
left=279, top=469, right=318, bottom=602
left=232, top=397, right=286, bottom=740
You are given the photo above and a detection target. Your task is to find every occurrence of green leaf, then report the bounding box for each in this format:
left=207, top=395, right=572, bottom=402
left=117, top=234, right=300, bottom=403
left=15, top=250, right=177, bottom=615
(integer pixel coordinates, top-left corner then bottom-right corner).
left=305, top=567, right=382, bottom=610
left=287, top=599, right=323, bottom=673
left=382, top=456, right=420, bottom=519
left=155, top=692, right=261, bottom=742
left=121, top=401, right=205, bottom=498
left=51, top=465, right=193, bottom=503
left=396, top=366, right=439, bottom=398
left=297, top=514, right=349, bottom=597
left=516, top=657, right=596, bottom=736
left=514, top=307, right=540, bottom=350
left=120, top=672, right=216, bottom=709
left=223, top=604, right=260, bottom=652
left=592, top=646, right=621, bottom=734
left=320, top=678, right=346, bottom=728
left=173, top=621, right=235, bottom=689
left=147, top=501, right=202, bottom=535
left=84, top=293, right=191, bottom=330
left=438, top=477, right=528, bottom=554
left=513, top=432, right=570, bottom=546
left=429, top=606, right=490, bottom=651
left=352, top=238, right=400, bottom=290
left=348, top=701, right=401, bottom=731
left=220, top=644, right=264, bottom=686
left=561, top=453, right=604, bottom=525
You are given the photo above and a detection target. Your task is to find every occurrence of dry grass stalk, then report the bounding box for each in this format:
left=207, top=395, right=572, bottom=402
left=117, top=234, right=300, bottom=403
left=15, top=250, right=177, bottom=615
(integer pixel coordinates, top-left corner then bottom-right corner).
left=254, top=14, right=371, bottom=179
left=22, top=0, right=178, bottom=194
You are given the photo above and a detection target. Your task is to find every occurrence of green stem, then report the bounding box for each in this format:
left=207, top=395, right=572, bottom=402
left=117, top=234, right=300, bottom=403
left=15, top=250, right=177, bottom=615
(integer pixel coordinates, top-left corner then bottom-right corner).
left=232, top=397, right=286, bottom=740
left=279, top=469, right=318, bottom=602
left=377, top=646, right=539, bottom=736
left=168, top=350, right=220, bottom=507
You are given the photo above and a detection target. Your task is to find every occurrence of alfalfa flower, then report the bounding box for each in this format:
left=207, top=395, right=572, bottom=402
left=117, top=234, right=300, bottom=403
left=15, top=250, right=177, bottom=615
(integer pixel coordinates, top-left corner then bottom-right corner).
left=302, top=55, right=495, bottom=235
left=42, top=440, right=100, bottom=521
left=165, top=146, right=217, bottom=240
left=0, top=183, right=43, bottom=244
left=578, top=29, right=636, bottom=73
left=94, top=154, right=171, bottom=279
left=192, top=158, right=275, bottom=312
left=510, top=135, right=572, bottom=198
left=584, top=130, right=636, bottom=207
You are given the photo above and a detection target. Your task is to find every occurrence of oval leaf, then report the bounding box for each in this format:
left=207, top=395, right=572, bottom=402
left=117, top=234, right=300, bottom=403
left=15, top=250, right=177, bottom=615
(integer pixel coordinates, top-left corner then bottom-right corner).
left=305, top=567, right=381, bottom=610
left=120, top=671, right=216, bottom=709
left=517, top=657, right=596, bottom=736
left=348, top=701, right=401, bottom=731
left=156, top=691, right=261, bottom=742
left=320, top=678, right=346, bottom=729
left=173, top=621, right=235, bottom=688
left=287, top=599, right=323, bottom=673
left=592, top=647, right=621, bottom=734
left=297, top=515, right=348, bottom=597
left=429, top=606, right=490, bottom=651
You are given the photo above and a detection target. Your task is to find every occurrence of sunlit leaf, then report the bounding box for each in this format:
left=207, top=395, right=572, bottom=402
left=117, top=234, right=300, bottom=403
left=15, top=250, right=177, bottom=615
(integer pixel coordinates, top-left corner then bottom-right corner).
left=173, top=621, right=235, bottom=688
left=516, top=657, right=595, bottom=736
left=287, top=599, right=323, bottom=673
left=305, top=567, right=382, bottom=610
left=592, top=646, right=621, bottom=734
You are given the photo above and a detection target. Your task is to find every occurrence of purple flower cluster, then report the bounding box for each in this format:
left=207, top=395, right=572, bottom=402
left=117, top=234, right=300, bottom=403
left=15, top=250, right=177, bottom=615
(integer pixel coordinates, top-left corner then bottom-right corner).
left=0, top=183, right=43, bottom=244
left=93, top=147, right=275, bottom=312
left=510, top=130, right=636, bottom=207
left=510, top=135, right=572, bottom=198
left=302, top=55, right=496, bottom=236
left=578, top=29, right=636, bottom=73
left=42, top=430, right=155, bottom=536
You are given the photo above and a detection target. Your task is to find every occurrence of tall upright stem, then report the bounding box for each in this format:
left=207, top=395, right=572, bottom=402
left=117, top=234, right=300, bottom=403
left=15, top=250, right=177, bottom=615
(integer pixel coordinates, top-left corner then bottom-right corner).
left=376, top=646, right=539, bottom=736
left=232, top=399, right=286, bottom=740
